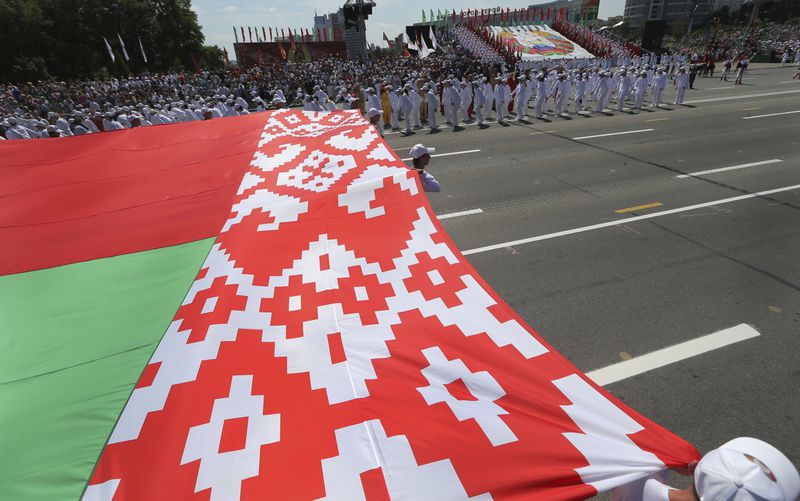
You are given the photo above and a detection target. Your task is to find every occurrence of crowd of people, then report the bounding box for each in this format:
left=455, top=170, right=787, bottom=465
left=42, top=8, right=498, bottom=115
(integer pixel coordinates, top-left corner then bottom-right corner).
left=663, top=22, right=800, bottom=65
left=2, top=20, right=798, bottom=140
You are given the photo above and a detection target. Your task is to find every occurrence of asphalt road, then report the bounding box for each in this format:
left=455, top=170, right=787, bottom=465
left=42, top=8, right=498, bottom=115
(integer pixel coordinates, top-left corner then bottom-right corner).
left=384, top=64, right=800, bottom=486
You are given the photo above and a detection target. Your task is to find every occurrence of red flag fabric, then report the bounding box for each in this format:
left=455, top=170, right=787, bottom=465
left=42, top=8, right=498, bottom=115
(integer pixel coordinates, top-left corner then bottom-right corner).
left=548, top=7, right=551, bottom=20
left=317, top=27, right=321, bottom=41
left=77, top=110, right=699, bottom=500
left=240, top=26, right=246, bottom=43
left=323, top=28, right=328, bottom=42
left=262, top=27, right=266, bottom=41
left=560, top=7, right=565, bottom=19
left=278, top=42, right=286, bottom=60
left=223, top=47, right=230, bottom=65
left=290, top=28, right=295, bottom=50
left=281, top=28, right=284, bottom=40
left=247, top=26, right=252, bottom=42
left=269, top=27, right=273, bottom=42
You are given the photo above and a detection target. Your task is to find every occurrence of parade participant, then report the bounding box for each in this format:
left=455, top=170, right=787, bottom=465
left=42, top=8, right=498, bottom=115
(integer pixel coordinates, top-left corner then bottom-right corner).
left=512, top=74, right=527, bottom=121
left=595, top=72, right=612, bottom=112
left=674, top=67, right=689, bottom=105
left=482, top=76, right=495, bottom=121
left=460, top=79, right=473, bottom=122
left=533, top=73, right=547, bottom=119
left=366, top=108, right=383, bottom=137
left=447, top=79, right=462, bottom=129
left=735, top=57, right=749, bottom=85
left=495, top=76, right=509, bottom=124
left=424, top=85, right=439, bottom=131
left=719, top=59, right=733, bottom=82
left=408, top=144, right=441, bottom=193
left=409, top=85, right=422, bottom=129
left=401, top=87, right=414, bottom=135
left=380, top=84, right=391, bottom=128
left=387, top=85, right=401, bottom=130
left=633, top=71, right=648, bottom=110
left=574, top=72, right=587, bottom=113
left=551, top=73, right=569, bottom=117
left=473, top=81, right=486, bottom=126
left=652, top=68, right=667, bottom=109
left=617, top=69, right=633, bottom=112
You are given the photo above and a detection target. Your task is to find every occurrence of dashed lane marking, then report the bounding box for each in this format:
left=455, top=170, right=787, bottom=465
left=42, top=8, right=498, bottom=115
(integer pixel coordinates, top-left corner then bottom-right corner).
left=676, top=159, right=783, bottom=179
left=587, top=324, right=761, bottom=386
left=461, top=183, right=800, bottom=255
left=615, top=202, right=663, bottom=214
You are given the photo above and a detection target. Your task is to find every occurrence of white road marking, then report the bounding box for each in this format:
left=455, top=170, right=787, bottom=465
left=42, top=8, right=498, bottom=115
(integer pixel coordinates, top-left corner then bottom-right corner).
left=572, top=129, right=654, bottom=141
left=401, top=149, right=481, bottom=161
left=438, top=208, right=484, bottom=220
left=461, top=183, right=800, bottom=255
left=779, top=80, right=799, bottom=84
left=676, top=159, right=783, bottom=178
left=684, top=88, right=800, bottom=104
left=743, top=110, right=800, bottom=120
left=704, top=86, right=736, bottom=90
left=587, top=324, right=761, bottom=386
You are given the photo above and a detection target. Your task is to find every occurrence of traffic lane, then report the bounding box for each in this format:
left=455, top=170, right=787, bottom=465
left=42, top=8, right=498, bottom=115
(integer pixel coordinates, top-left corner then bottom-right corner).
left=604, top=320, right=800, bottom=468
left=434, top=161, right=800, bottom=252
left=460, top=195, right=800, bottom=383
left=385, top=92, right=800, bottom=173
left=417, top=104, right=798, bottom=218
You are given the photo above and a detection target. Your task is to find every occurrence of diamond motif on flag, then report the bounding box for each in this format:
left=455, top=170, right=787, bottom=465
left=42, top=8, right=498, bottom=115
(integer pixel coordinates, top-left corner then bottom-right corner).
left=181, top=375, right=280, bottom=500
left=417, top=347, right=517, bottom=447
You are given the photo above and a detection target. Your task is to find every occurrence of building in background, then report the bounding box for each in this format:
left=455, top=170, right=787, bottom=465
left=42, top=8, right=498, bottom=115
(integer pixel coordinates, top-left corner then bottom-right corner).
left=314, top=11, right=345, bottom=42
left=711, top=0, right=744, bottom=13
left=624, top=0, right=713, bottom=30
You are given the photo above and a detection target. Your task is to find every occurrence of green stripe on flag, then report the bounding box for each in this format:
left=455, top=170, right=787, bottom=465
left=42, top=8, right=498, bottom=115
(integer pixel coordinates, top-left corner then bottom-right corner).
left=0, top=238, right=214, bottom=500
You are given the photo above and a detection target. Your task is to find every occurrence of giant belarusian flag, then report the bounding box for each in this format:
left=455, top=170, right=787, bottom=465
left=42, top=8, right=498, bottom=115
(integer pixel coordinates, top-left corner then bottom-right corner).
left=0, top=110, right=699, bottom=500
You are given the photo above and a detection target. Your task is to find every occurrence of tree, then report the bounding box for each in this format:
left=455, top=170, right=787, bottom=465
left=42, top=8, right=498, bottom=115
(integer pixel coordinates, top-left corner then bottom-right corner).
left=0, top=0, right=220, bottom=82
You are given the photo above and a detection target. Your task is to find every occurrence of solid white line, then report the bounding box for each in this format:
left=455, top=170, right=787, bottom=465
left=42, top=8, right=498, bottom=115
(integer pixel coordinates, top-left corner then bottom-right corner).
left=676, top=159, right=783, bottom=178
left=743, top=110, right=800, bottom=120
left=437, top=208, right=484, bottom=220
left=587, top=324, right=761, bottom=386
left=703, top=86, right=736, bottom=90
left=401, top=149, right=481, bottom=161
left=684, top=88, right=800, bottom=104
left=572, top=129, right=654, bottom=141
left=779, top=80, right=799, bottom=84
left=461, top=183, right=800, bottom=255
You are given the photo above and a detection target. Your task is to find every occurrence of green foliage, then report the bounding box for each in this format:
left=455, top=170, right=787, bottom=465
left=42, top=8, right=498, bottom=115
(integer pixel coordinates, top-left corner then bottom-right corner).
left=0, top=0, right=218, bottom=82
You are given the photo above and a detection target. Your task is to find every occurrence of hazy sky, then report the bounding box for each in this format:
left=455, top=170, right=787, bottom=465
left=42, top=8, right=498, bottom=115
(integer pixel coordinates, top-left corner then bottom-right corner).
left=192, top=0, right=626, bottom=56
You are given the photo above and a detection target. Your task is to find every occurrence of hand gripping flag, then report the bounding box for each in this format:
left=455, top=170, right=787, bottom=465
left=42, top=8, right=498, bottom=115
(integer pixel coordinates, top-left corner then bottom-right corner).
left=1, top=111, right=699, bottom=501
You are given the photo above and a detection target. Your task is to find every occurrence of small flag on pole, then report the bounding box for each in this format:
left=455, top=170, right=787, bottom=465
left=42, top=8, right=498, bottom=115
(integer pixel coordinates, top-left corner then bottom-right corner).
left=103, top=36, right=116, bottom=63
left=138, top=36, right=148, bottom=64
left=117, top=33, right=130, bottom=61
left=233, top=26, right=238, bottom=43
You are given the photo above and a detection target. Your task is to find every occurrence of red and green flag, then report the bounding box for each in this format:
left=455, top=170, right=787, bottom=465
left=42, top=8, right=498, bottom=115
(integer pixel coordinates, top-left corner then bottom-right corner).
left=1, top=110, right=698, bottom=500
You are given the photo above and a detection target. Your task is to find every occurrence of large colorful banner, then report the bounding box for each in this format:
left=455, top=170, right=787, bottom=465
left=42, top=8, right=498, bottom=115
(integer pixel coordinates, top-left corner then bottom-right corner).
left=491, top=24, right=596, bottom=61
left=1, top=110, right=697, bottom=500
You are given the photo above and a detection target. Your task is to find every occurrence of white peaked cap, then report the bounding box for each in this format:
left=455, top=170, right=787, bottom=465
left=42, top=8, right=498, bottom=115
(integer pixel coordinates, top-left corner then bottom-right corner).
left=695, top=437, right=800, bottom=501
left=409, top=144, right=435, bottom=159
